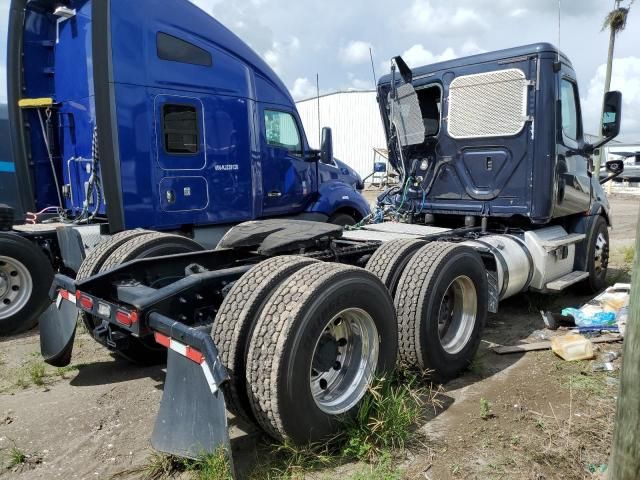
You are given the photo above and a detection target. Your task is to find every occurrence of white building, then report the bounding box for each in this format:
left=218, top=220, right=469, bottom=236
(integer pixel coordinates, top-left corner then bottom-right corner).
left=296, top=90, right=387, bottom=179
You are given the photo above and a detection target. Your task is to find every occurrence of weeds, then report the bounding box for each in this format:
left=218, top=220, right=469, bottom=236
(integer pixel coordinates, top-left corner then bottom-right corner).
left=349, top=452, right=403, bottom=480
left=621, top=245, right=635, bottom=265
left=479, top=398, right=493, bottom=420
left=28, top=362, right=46, bottom=386
left=138, top=452, right=186, bottom=480
left=185, top=448, right=233, bottom=480
left=341, top=369, right=438, bottom=461
left=7, top=446, right=27, bottom=468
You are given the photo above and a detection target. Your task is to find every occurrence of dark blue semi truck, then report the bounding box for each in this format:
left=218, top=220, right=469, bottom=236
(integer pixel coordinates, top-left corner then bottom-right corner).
left=0, top=0, right=369, bottom=336
left=18, top=0, right=625, bottom=465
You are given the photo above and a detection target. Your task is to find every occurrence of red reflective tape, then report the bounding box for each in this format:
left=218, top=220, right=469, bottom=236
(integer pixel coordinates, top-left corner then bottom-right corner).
left=185, top=346, right=204, bottom=364
left=154, top=332, right=171, bottom=348
left=60, top=289, right=69, bottom=300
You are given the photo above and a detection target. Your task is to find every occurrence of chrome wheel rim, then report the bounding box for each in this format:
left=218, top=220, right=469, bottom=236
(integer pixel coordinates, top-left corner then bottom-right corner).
left=437, top=275, right=477, bottom=354
left=0, top=256, right=33, bottom=320
left=594, top=232, right=609, bottom=275
left=310, top=308, right=379, bottom=415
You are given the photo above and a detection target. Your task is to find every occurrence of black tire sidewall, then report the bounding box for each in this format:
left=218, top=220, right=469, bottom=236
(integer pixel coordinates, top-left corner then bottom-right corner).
left=278, top=273, right=397, bottom=443
left=329, top=213, right=356, bottom=227
left=586, top=216, right=609, bottom=292
left=0, top=234, right=54, bottom=335
left=419, top=248, right=487, bottom=381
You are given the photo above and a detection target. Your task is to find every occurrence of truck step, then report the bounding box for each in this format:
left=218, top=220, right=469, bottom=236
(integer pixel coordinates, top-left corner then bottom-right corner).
left=545, top=271, right=589, bottom=291
left=539, top=233, right=585, bottom=252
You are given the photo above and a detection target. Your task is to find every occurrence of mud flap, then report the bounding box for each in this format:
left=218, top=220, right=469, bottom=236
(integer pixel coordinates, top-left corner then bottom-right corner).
left=148, top=312, right=231, bottom=460
left=39, top=300, right=77, bottom=367
left=152, top=349, right=230, bottom=460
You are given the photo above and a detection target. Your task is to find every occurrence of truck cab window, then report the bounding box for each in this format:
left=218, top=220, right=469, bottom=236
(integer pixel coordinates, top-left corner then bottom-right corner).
left=264, top=110, right=302, bottom=155
left=560, top=79, right=579, bottom=140
left=416, top=85, right=441, bottom=137
left=163, top=104, right=199, bottom=154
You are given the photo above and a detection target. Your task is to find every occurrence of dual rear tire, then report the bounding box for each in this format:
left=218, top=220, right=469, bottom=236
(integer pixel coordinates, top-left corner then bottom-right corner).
left=213, top=258, right=398, bottom=444
left=366, top=239, right=488, bottom=383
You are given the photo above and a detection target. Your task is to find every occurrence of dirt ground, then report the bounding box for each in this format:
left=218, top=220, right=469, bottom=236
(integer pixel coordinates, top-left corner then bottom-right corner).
left=0, top=194, right=638, bottom=480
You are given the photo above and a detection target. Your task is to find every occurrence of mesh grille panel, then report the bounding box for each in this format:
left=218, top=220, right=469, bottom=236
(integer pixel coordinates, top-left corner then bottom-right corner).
left=447, top=68, right=528, bottom=139
left=391, top=83, right=425, bottom=146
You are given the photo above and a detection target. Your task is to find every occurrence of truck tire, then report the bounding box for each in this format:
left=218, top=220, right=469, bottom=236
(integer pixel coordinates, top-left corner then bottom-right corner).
left=583, top=215, right=609, bottom=293
left=0, top=234, right=54, bottom=336
left=98, top=232, right=204, bottom=364
left=76, top=229, right=150, bottom=333
left=329, top=212, right=356, bottom=226
left=0, top=204, right=13, bottom=231
left=395, top=242, right=487, bottom=382
left=246, top=262, right=397, bottom=443
left=212, top=255, right=317, bottom=424
left=365, top=238, right=427, bottom=296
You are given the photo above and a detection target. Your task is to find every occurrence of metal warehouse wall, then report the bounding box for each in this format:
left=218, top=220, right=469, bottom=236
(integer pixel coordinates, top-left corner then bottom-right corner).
left=296, top=90, right=387, bottom=179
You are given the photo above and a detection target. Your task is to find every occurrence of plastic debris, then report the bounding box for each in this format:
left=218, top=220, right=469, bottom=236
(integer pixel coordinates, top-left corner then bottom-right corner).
left=551, top=334, right=595, bottom=361
left=602, top=351, right=620, bottom=362
left=592, top=362, right=616, bottom=372
left=561, top=283, right=630, bottom=332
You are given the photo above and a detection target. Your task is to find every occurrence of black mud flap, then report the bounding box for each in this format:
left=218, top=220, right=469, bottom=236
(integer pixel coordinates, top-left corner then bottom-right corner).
left=149, top=312, right=231, bottom=461
left=39, top=300, right=77, bottom=367
left=152, top=349, right=231, bottom=460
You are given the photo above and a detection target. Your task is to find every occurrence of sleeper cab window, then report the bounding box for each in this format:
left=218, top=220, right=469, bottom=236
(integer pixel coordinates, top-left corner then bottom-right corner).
left=163, top=104, right=199, bottom=154
left=560, top=79, right=579, bottom=141
left=264, top=110, right=302, bottom=156
left=156, top=32, right=212, bottom=67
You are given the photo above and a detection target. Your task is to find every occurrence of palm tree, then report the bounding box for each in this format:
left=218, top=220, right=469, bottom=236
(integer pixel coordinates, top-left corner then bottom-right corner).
left=595, top=1, right=633, bottom=173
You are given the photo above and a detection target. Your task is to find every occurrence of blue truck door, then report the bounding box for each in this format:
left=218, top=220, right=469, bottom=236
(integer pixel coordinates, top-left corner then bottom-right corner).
left=438, top=57, right=536, bottom=216
left=552, top=73, right=591, bottom=217
left=260, top=107, right=314, bottom=216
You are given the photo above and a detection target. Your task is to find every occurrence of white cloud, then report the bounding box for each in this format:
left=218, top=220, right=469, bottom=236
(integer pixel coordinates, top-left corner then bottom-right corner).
left=582, top=57, right=640, bottom=141
left=263, top=36, right=301, bottom=74
left=339, top=40, right=372, bottom=64
left=403, top=0, right=487, bottom=34
left=290, top=77, right=318, bottom=100
left=509, top=8, right=528, bottom=18
left=400, top=43, right=484, bottom=68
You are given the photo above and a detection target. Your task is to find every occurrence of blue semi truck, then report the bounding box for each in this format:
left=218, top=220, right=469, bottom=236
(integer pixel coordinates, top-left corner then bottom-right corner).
left=13, top=0, right=626, bottom=466
left=0, top=0, right=369, bottom=336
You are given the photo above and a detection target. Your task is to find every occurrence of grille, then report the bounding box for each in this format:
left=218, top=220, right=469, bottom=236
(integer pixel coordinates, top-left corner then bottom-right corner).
left=447, top=68, right=528, bottom=139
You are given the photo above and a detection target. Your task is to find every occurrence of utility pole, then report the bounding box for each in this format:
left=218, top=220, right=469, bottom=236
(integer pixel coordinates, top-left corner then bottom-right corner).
left=608, top=206, right=640, bottom=479
left=595, top=0, right=633, bottom=174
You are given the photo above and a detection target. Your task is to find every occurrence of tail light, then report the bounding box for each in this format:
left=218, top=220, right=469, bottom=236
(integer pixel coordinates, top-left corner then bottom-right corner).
left=75, top=291, right=94, bottom=310
left=115, top=309, right=139, bottom=327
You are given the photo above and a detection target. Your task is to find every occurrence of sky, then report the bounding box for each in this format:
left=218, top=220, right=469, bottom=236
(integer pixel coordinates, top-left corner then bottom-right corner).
left=1, top=0, right=639, bottom=142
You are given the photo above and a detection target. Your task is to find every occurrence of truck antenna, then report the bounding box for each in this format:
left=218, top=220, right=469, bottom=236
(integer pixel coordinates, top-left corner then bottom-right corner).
left=369, top=47, right=377, bottom=89
left=557, top=0, right=561, bottom=63
left=316, top=73, right=321, bottom=148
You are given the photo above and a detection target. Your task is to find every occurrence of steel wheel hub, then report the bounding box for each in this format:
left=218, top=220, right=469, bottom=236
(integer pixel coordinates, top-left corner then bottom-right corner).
left=0, top=256, right=33, bottom=320
left=437, top=275, right=477, bottom=355
left=310, top=308, right=379, bottom=415
left=594, top=233, right=609, bottom=274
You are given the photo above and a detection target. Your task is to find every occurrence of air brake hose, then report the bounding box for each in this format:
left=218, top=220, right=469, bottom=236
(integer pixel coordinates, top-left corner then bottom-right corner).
left=37, top=108, right=65, bottom=215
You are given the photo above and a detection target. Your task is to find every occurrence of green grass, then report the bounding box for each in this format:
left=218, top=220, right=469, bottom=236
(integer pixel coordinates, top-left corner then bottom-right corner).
left=479, top=398, right=493, bottom=420
left=349, top=452, right=403, bottom=480
left=566, top=373, right=608, bottom=396
left=249, top=442, right=336, bottom=480
left=621, top=245, right=635, bottom=265
left=28, top=362, right=46, bottom=386
left=7, top=446, right=27, bottom=468
left=134, top=449, right=233, bottom=480
left=341, top=370, right=433, bottom=461
left=185, top=449, right=233, bottom=480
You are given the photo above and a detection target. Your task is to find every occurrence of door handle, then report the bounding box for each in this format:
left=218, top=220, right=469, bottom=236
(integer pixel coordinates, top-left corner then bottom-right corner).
left=267, top=190, right=282, bottom=198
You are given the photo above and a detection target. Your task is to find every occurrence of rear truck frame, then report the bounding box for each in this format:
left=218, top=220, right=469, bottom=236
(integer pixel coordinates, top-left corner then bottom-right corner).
left=42, top=219, right=499, bottom=459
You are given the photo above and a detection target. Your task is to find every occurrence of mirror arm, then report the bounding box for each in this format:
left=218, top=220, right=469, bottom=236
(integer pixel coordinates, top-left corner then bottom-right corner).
left=600, top=170, right=622, bottom=185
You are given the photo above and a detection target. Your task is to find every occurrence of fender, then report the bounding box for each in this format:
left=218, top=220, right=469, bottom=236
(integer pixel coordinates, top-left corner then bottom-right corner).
left=567, top=200, right=610, bottom=272
left=307, top=181, right=371, bottom=220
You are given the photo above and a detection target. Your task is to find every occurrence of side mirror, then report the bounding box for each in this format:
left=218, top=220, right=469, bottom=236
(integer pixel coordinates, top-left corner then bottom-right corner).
left=320, top=127, right=333, bottom=164
left=601, top=91, right=622, bottom=139
left=600, top=159, right=624, bottom=184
